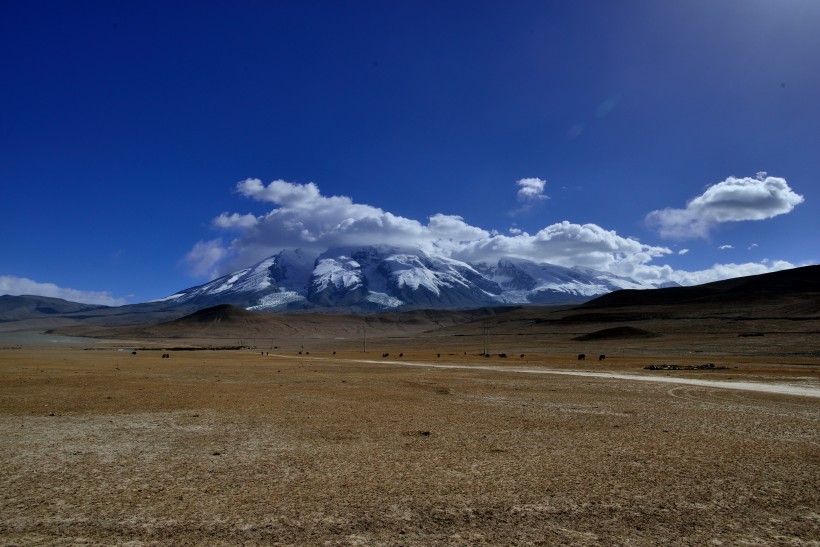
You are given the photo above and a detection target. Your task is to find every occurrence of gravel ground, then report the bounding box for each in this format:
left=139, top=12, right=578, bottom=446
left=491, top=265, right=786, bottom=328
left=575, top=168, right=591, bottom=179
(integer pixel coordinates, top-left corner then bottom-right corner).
left=1, top=347, right=818, bottom=545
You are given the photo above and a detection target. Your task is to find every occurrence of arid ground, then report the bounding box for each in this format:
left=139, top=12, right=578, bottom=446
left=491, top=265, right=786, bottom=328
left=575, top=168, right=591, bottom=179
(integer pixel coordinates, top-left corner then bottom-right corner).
left=1, top=313, right=819, bottom=546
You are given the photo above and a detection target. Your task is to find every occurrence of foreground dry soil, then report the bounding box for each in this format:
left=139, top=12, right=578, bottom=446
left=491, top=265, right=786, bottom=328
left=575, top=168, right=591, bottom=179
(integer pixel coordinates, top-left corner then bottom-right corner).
left=1, top=345, right=819, bottom=545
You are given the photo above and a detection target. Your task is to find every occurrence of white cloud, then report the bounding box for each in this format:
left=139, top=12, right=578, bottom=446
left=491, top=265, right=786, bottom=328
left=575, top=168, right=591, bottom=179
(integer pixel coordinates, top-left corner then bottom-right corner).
left=516, top=177, right=549, bottom=201
left=184, top=178, right=672, bottom=278
left=748, top=243, right=759, bottom=250
left=182, top=178, right=807, bottom=290
left=213, top=212, right=258, bottom=229
left=620, top=260, right=798, bottom=287
left=669, top=261, right=795, bottom=286
left=0, top=276, right=126, bottom=306
left=646, top=175, right=804, bottom=239
left=452, top=221, right=671, bottom=273
left=191, top=179, right=431, bottom=273
left=718, top=244, right=734, bottom=250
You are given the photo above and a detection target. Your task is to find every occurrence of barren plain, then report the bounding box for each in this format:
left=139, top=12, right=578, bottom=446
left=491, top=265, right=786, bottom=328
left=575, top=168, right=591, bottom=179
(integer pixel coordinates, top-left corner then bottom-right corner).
left=2, top=304, right=819, bottom=547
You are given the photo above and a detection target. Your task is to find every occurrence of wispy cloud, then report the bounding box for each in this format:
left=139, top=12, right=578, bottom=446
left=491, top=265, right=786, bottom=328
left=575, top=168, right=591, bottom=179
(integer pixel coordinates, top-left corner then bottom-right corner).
left=0, top=276, right=126, bottom=306
left=678, top=249, right=689, bottom=255
left=718, top=245, right=734, bottom=250
left=661, top=261, right=796, bottom=286
left=182, top=239, right=231, bottom=280
left=646, top=174, right=804, bottom=239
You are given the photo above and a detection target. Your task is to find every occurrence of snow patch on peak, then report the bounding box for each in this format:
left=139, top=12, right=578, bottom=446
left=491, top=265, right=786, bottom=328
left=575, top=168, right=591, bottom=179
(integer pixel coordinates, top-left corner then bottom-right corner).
left=312, top=257, right=364, bottom=292
left=365, top=291, right=405, bottom=308
left=211, top=269, right=251, bottom=293
left=246, top=290, right=306, bottom=311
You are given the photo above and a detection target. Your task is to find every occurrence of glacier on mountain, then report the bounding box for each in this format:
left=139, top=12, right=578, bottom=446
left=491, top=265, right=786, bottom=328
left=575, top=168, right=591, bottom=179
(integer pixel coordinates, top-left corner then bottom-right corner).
left=160, top=245, right=667, bottom=312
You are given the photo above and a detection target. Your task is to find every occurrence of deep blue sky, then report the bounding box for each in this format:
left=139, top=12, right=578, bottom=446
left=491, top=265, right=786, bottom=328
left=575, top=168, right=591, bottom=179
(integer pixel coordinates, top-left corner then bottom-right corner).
left=2, top=1, right=818, bottom=305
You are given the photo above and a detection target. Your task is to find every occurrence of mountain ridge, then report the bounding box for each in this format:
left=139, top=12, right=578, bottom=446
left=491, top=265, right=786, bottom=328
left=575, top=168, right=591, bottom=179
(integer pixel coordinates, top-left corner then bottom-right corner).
left=158, top=245, right=667, bottom=312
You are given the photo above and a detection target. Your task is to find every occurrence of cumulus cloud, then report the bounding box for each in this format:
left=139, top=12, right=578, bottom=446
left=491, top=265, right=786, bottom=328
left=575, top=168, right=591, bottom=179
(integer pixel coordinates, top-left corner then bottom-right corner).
left=718, top=245, right=734, bottom=250
left=516, top=177, right=549, bottom=201
left=451, top=221, right=671, bottom=271
left=0, top=276, right=126, bottom=306
left=183, top=178, right=671, bottom=278
left=646, top=175, right=804, bottom=239
left=182, top=178, right=807, bottom=289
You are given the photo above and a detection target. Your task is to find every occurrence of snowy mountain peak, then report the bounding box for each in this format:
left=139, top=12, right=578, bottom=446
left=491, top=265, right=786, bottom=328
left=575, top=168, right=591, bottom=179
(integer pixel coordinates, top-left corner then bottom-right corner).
left=160, top=246, right=666, bottom=312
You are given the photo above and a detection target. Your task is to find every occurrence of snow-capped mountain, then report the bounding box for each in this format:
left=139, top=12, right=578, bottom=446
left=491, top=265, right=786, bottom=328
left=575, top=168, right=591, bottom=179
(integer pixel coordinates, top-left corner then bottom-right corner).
left=158, top=246, right=669, bottom=311
left=157, top=248, right=315, bottom=310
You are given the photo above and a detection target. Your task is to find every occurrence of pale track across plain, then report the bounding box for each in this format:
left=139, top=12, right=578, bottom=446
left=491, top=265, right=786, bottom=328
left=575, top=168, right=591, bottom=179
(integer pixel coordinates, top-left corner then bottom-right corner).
left=270, top=354, right=820, bottom=399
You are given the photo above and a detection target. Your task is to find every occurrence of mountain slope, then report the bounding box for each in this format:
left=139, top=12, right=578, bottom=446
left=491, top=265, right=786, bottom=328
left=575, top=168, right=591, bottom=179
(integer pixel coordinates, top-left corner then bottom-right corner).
left=160, top=246, right=669, bottom=312
left=0, top=295, right=107, bottom=322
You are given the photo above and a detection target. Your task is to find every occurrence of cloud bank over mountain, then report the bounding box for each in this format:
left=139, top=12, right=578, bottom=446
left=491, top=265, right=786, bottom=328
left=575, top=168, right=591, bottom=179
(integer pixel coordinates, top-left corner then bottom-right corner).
left=189, top=178, right=670, bottom=279
left=0, top=276, right=126, bottom=306
left=184, top=177, right=800, bottom=287
left=646, top=174, right=804, bottom=240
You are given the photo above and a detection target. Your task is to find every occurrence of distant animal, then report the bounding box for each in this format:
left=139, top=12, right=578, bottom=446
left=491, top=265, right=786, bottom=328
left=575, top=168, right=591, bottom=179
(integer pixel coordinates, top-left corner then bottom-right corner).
left=599, top=354, right=606, bottom=361
left=498, top=353, right=507, bottom=358
left=437, top=353, right=440, bottom=358
left=578, top=353, right=585, bottom=360
left=399, top=353, right=403, bottom=357
left=132, top=351, right=136, bottom=355
left=520, top=354, right=525, bottom=358
left=383, top=353, right=389, bottom=358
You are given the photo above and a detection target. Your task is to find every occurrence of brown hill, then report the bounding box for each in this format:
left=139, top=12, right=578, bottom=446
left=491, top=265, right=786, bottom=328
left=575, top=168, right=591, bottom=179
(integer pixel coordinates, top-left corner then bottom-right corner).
left=49, top=304, right=520, bottom=341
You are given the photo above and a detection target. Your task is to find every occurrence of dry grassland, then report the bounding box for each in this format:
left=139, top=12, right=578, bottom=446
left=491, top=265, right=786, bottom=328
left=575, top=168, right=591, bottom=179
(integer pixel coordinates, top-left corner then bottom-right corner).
left=1, top=333, right=819, bottom=545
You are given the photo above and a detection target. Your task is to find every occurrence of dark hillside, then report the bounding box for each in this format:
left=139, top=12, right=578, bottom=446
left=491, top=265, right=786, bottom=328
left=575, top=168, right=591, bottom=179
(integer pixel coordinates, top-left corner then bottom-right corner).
left=580, top=265, right=820, bottom=310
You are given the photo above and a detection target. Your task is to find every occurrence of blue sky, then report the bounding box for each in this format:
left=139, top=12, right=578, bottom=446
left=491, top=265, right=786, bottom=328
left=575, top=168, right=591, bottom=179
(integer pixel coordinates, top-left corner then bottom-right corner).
left=2, top=1, right=818, bottom=305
